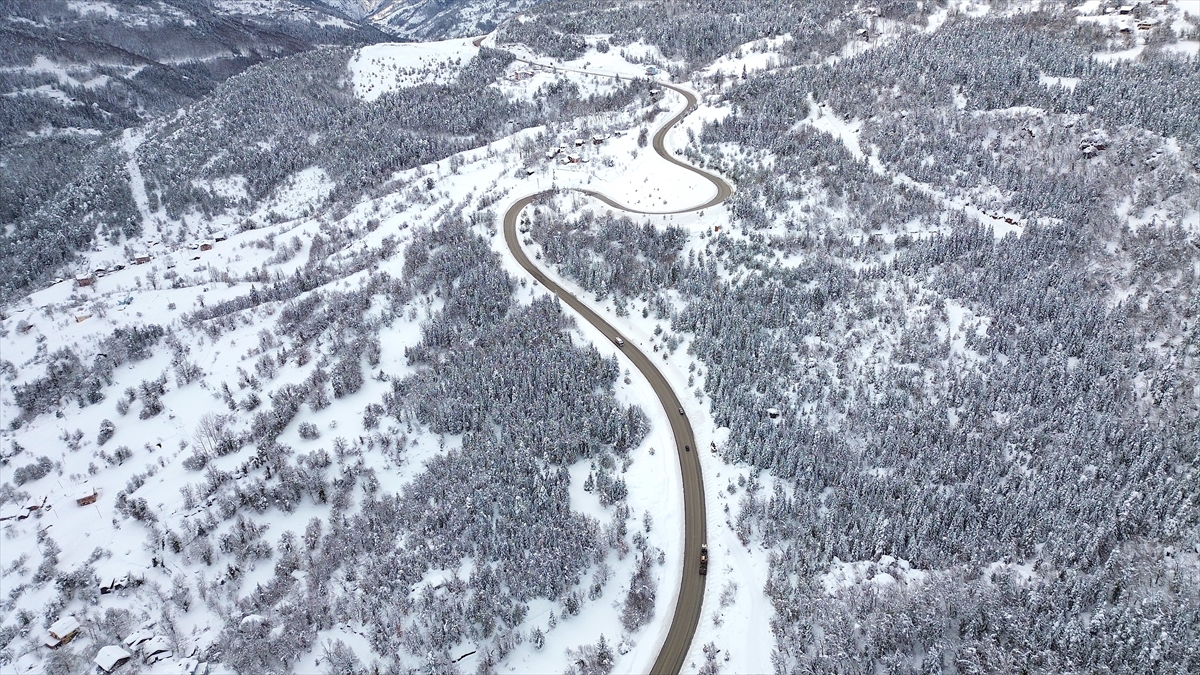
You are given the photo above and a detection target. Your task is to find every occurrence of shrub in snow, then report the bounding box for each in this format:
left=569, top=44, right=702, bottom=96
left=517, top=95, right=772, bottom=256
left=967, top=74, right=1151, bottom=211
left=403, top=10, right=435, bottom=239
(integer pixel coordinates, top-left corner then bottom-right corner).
left=562, top=590, right=583, bottom=617
left=182, top=451, right=208, bottom=471
left=698, top=643, right=722, bottom=675
left=298, top=422, right=320, bottom=440
left=219, top=515, right=272, bottom=563
left=322, top=640, right=363, bottom=674
left=32, top=537, right=60, bottom=584
left=12, top=456, right=53, bottom=485
left=620, top=552, right=657, bottom=632
left=330, top=356, right=363, bottom=398
left=566, top=635, right=615, bottom=675
left=115, top=494, right=157, bottom=523
left=174, top=358, right=203, bottom=386
left=97, top=419, right=115, bottom=446
left=254, top=353, right=277, bottom=380
left=136, top=375, right=167, bottom=419
left=361, top=404, right=383, bottom=429
left=306, top=369, right=331, bottom=410
left=239, top=392, right=262, bottom=411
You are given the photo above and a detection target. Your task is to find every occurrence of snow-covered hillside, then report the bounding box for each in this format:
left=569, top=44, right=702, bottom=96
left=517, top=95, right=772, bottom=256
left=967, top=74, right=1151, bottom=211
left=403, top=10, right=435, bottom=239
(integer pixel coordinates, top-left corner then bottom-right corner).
left=509, top=2, right=1200, bottom=673
left=4, top=0, right=1200, bottom=673
left=0, top=38, right=701, bottom=675
left=370, top=0, right=542, bottom=40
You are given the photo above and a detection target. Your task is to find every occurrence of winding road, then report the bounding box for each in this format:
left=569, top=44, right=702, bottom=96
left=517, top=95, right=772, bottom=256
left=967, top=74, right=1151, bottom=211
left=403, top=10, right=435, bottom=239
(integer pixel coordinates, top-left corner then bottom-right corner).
left=494, top=45, right=733, bottom=675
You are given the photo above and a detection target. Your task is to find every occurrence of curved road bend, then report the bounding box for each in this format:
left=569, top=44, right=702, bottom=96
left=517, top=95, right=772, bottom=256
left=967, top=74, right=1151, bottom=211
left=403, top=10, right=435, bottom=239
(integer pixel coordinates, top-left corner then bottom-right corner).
left=475, top=32, right=733, bottom=212
left=492, top=44, right=733, bottom=674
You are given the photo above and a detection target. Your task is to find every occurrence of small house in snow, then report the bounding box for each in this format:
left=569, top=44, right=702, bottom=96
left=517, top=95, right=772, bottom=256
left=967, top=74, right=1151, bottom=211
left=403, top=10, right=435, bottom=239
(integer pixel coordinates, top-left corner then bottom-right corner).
left=124, top=629, right=153, bottom=648
left=134, top=253, right=150, bottom=264
left=75, top=273, right=93, bottom=287
left=200, top=240, right=214, bottom=251
left=75, top=485, right=98, bottom=506
left=574, top=138, right=586, bottom=147
left=1118, top=4, right=1133, bottom=13
left=95, top=646, right=132, bottom=673
left=857, top=28, right=870, bottom=40
left=45, top=616, right=80, bottom=649
left=74, top=313, right=92, bottom=323
left=140, top=635, right=172, bottom=663
left=101, top=574, right=131, bottom=595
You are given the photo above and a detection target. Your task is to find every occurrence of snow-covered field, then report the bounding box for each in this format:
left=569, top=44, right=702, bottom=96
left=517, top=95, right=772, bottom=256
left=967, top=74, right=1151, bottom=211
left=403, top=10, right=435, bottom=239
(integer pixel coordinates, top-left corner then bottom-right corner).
left=349, top=38, right=481, bottom=101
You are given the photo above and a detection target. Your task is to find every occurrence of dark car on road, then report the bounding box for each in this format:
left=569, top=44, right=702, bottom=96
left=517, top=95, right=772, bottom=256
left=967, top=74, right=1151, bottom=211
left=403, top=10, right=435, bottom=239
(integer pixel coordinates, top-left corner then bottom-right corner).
left=699, top=545, right=708, bottom=575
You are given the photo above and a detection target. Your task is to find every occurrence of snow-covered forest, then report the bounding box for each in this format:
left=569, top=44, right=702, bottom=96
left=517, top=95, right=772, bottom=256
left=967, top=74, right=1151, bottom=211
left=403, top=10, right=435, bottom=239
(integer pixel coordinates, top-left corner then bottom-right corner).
left=3, top=0, right=1200, bottom=673
left=522, top=1, right=1200, bottom=671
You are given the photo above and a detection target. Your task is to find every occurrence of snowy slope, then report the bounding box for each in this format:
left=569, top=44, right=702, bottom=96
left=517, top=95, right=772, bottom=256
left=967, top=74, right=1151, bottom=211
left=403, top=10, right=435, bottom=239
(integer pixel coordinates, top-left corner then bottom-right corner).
left=0, top=47, right=703, bottom=673
left=369, top=0, right=543, bottom=40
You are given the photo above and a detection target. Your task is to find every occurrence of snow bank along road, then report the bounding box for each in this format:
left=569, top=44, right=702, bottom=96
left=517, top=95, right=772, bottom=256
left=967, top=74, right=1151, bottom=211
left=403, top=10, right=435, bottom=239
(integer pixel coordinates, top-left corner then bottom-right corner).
left=498, top=54, right=733, bottom=673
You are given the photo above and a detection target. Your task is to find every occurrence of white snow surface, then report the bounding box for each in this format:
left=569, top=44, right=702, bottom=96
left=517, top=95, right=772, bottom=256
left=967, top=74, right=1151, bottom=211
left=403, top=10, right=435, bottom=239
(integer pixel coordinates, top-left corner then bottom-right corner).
left=697, top=34, right=793, bottom=80
left=1039, top=73, right=1081, bottom=91
left=821, top=555, right=930, bottom=594
left=349, top=38, right=480, bottom=101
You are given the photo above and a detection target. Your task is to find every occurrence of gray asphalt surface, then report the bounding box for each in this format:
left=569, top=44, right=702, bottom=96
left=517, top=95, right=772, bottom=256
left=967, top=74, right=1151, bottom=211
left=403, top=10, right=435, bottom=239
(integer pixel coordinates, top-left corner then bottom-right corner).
left=495, top=52, right=733, bottom=674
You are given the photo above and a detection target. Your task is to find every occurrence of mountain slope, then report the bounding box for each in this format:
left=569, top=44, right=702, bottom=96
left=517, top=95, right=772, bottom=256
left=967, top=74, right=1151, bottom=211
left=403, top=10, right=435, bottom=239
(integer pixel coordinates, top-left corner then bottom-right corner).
left=369, top=0, right=543, bottom=40
left=0, top=0, right=393, bottom=301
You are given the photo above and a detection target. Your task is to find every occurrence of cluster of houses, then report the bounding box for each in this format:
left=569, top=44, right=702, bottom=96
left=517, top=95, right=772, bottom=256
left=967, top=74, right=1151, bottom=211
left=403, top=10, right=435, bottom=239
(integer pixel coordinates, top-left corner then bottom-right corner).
left=1101, top=2, right=1163, bottom=30
left=543, top=133, right=619, bottom=165
left=0, top=496, right=48, bottom=523
left=40, top=615, right=208, bottom=673
left=504, top=69, right=536, bottom=82
left=0, top=485, right=98, bottom=523
left=72, top=238, right=220, bottom=288
left=122, top=629, right=174, bottom=666
left=1080, top=130, right=1110, bottom=159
